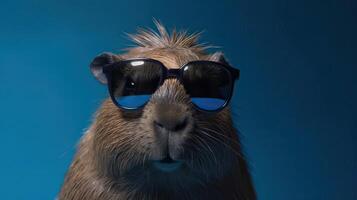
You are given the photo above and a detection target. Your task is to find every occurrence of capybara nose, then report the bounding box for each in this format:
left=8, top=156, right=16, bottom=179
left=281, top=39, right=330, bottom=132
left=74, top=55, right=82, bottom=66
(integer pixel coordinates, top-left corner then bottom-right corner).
left=153, top=104, right=189, bottom=133
left=154, top=116, right=188, bottom=132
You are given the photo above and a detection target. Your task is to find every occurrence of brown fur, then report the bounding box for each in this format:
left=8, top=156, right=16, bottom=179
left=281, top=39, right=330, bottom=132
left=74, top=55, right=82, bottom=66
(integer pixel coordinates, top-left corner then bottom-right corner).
left=59, top=21, right=256, bottom=200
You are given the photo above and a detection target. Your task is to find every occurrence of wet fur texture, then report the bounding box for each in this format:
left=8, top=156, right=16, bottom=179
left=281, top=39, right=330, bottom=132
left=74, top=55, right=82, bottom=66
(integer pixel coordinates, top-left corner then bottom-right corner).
left=59, top=21, right=256, bottom=200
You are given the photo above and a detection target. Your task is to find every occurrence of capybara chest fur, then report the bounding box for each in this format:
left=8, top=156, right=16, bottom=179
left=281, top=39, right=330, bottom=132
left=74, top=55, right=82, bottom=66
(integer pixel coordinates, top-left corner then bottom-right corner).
left=58, top=21, right=256, bottom=200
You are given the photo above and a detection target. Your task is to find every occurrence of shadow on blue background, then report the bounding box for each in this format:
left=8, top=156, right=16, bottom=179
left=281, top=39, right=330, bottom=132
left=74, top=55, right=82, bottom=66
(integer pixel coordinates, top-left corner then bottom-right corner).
left=0, top=0, right=356, bottom=199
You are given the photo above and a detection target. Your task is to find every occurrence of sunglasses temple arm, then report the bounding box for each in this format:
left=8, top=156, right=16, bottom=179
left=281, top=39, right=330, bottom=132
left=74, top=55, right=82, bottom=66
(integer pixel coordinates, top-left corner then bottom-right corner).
left=232, top=68, right=240, bottom=80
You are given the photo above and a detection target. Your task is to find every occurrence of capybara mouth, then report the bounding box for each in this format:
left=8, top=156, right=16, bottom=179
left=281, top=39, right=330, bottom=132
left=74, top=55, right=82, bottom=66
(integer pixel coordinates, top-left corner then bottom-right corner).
left=152, top=156, right=184, bottom=172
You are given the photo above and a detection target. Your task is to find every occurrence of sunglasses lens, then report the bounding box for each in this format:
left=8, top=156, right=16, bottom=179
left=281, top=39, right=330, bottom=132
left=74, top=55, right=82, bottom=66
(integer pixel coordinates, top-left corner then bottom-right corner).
left=109, top=60, right=162, bottom=109
left=182, top=62, right=232, bottom=111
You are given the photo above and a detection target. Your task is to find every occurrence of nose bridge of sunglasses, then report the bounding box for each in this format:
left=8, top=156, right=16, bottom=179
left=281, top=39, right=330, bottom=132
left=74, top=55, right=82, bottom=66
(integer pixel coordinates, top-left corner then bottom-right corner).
left=166, top=69, right=181, bottom=78
left=152, top=77, right=190, bottom=104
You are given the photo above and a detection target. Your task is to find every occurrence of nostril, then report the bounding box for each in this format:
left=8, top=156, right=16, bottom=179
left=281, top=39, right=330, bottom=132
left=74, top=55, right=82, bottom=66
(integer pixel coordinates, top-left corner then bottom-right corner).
left=154, top=120, right=164, bottom=128
left=153, top=117, right=189, bottom=132
left=172, top=117, right=188, bottom=132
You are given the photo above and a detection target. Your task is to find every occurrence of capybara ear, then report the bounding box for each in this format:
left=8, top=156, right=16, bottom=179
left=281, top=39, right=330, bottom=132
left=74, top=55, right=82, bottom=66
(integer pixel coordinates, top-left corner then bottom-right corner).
left=90, top=52, right=121, bottom=84
left=209, top=51, right=230, bottom=66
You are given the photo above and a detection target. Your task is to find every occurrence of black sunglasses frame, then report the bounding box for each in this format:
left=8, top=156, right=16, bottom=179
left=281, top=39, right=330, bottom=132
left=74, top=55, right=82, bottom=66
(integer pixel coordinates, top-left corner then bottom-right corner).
left=102, top=58, right=240, bottom=112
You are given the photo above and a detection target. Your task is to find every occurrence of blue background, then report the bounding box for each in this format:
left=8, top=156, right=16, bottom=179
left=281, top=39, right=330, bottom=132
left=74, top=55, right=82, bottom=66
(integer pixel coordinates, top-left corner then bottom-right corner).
left=0, top=0, right=356, bottom=199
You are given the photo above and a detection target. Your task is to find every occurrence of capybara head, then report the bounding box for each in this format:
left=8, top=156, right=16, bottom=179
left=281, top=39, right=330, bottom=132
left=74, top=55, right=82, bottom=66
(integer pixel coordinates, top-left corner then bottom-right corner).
left=88, top=21, right=244, bottom=194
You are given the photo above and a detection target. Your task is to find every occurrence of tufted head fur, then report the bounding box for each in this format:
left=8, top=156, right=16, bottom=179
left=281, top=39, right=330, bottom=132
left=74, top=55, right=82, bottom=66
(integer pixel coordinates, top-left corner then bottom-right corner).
left=59, top=20, right=256, bottom=200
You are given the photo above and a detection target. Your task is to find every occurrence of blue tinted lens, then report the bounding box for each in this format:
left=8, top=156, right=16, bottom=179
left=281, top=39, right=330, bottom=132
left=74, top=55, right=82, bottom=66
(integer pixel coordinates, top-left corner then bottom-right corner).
left=109, top=60, right=162, bottom=109
left=191, top=97, right=226, bottom=111
left=182, top=62, right=232, bottom=111
left=116, top=95, right=151, bottom=108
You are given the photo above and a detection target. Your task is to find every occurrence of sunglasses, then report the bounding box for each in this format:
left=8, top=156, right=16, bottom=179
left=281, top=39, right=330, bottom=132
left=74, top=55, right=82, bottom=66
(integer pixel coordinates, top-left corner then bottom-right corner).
left=102, top=58, right=240, bottom=112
